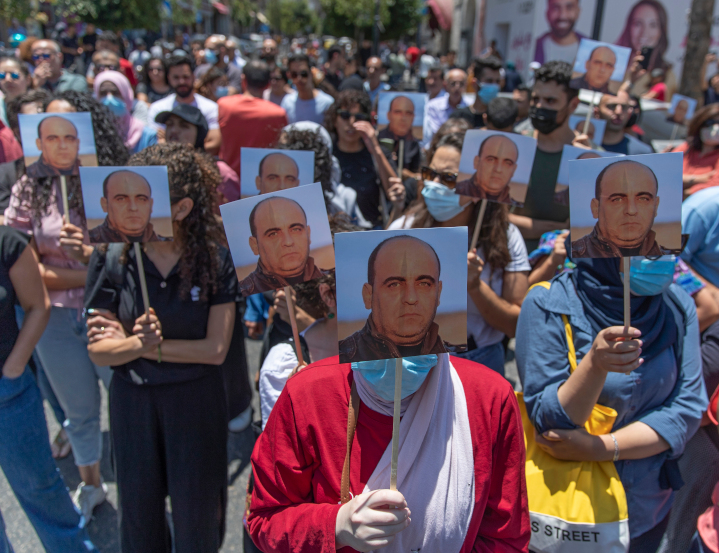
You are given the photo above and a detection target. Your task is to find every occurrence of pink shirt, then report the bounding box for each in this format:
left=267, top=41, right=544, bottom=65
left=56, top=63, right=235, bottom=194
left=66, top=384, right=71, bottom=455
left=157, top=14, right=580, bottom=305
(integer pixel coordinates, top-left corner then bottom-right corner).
left=4, top=175, right=89, bottom=310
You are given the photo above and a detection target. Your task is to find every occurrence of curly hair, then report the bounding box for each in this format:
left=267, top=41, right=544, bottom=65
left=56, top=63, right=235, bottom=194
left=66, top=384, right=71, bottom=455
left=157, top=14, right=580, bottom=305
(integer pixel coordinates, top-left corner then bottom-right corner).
left=7, top=89, right=52, bottom=137
left=277, top=128, right=333, bottom=198
left=22, top=91, right=130, bottom=220
left=129, top=143, right=223, bottom=302
left=324, top=89, right=372, bottom=140
left=534, top=60, right=577, bottom=101
left=406, top=132, right=511, bottom=270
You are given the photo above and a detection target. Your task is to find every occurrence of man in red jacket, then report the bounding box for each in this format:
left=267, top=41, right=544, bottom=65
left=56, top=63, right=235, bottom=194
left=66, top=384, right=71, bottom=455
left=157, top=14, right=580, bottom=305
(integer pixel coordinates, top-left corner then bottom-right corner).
left=218, top=60, right=288, bottom=179
left=248, top=353, right=530, bottom=552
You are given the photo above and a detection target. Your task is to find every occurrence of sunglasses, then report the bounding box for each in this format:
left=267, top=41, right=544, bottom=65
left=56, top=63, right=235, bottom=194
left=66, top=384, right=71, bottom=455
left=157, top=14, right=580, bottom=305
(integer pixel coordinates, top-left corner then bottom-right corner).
left=270, top=75, right=283, bottom=82
left=421, top=166, right=458, bottom=187
left=703, top=119, right=719, bottom=128
left=290, top=70, right=309, bottom=79
left=0, top=72, right=20, bottom=80
left=32, top=53, right=52, bottom=62
left=337, top=110, right=370, bottom=122
left=148, top=66, right=164, bottom=73
left=645, top=234, right=690, bottom=259
left=606, top=103, right=634, bottom=112
left=96, top=64, right=120, bottom=72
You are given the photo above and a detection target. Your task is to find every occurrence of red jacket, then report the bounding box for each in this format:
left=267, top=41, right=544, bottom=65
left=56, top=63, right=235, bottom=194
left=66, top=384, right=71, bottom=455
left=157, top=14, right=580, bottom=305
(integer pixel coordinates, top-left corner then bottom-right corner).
left=248, top=355, right=530, bottom=553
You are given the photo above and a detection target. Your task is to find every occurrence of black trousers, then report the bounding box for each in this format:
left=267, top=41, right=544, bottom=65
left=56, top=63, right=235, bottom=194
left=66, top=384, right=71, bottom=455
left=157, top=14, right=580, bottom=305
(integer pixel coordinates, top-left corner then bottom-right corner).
left=110, top=370, right=228, bottom=553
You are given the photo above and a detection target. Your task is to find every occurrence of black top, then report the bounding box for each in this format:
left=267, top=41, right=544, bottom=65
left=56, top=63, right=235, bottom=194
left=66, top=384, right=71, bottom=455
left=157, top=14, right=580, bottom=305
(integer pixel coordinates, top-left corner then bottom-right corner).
left=0, top=159, right=23, bottom=214
left=135, top=83, right=172, bottom=104
left=378, top=128, right=421, bottom=174
left=451, top=106, right=485, bottom=129
left=339, top=74, right=364, bottom=92
left=324, top=71, right=343, bottom=91
left=84, top=244, right=239, bottom=385
left=0, top=226, right=30, bottom=375
left=61, top=34, right=79, bottom=67
left=333, top=144, right=382, bottom=226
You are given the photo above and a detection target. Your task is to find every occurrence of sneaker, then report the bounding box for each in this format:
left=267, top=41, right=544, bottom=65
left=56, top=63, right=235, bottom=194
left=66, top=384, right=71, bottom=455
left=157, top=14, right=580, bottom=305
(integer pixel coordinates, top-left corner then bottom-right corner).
left=228, top=405, right=252, bottom=433
left=73, top=481, right=107, bottom=527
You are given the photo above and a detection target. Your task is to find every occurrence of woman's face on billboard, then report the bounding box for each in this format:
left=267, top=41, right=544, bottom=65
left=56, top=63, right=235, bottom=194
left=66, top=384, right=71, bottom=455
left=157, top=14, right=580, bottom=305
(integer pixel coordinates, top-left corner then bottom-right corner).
left=630, top=4, right=661, bottom=50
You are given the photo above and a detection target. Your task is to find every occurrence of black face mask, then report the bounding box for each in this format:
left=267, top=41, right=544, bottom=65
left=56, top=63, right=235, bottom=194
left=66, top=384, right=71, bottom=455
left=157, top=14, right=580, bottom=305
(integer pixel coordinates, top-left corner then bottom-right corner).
left=530, top=106, right=564, bottom=135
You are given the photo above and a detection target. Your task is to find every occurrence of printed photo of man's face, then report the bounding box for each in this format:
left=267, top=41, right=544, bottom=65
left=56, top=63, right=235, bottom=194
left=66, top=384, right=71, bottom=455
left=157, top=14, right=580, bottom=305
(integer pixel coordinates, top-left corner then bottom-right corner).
left=35, top=116, right=80, bottom=171
left=101, top=170, right=154, bottom=237
left=386, top=96, right=415, bottom=137
left=590, top=160, right=659, bottom=248
left=249, top=197, right=311, bottom=278
left=255, top=152, right=300, bottom=195
left=473, top=134, right=519, bottom=196
left=362, top=236, right=442, bottom=347
left=584, top=46, right=616, bottom=90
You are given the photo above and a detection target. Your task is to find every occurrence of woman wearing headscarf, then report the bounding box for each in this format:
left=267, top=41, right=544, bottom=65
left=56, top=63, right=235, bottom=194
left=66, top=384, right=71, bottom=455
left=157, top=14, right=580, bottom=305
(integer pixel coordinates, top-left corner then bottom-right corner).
left=93, top=70, right=157, bottom=154
left=248, top=358, right=530, bottom=548
left=516, top=250, right=707, bottom=552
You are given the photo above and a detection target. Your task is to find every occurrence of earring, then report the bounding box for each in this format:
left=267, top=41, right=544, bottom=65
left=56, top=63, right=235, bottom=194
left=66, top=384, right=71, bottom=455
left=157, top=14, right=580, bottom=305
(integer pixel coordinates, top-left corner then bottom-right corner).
left=327, top=312, right=335, bottom=319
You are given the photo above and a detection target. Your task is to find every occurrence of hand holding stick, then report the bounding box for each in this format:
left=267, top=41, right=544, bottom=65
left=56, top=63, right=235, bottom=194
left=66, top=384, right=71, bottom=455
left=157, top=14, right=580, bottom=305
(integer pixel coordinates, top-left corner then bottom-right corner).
left=469, top=199, right=488, bottom=253
left=283, top=285, right=306, bottom=369
left=390, top=357, right=402, bottom=491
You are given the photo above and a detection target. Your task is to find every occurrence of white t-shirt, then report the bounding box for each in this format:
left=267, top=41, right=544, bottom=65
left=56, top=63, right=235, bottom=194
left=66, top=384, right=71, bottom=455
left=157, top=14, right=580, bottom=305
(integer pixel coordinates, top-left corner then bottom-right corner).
left=147, top=93, right=219, bottom=130
left=541, top=36, right=580, bottom=66
left=389, top=216, right=530, bottom=349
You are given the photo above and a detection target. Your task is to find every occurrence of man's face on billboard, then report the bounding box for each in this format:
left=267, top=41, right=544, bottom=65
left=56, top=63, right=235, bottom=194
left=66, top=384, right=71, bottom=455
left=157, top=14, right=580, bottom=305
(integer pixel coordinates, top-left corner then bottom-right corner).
left=256, top=153, right=300, bottom=194
left=36, top=116, right=79, bottom=171
left=474, top=135, right=518, bottom=195
left=363, top=238, right=442, bottom=347
left=591, top=161, right=659, bottom=248
left=101, top=171, right=153, bottom=237
left=546, top=0, right=580, bottom=39
left=387, top=96, right=415, bottom=137
left=249, top=198, right=311, bottom=278
left=585, top=47, right=616, bottom=90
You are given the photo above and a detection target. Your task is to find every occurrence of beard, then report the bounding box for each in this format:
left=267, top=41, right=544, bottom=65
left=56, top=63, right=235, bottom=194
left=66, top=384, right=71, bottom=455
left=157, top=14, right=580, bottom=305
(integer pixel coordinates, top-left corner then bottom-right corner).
left=174, top=84, right=192, bottom=98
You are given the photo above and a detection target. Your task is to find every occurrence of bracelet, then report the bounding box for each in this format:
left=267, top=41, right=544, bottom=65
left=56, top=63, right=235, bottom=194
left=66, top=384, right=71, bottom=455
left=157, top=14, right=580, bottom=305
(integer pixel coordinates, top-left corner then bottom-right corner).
left=610, top=433, right=620, bottom=462
left=157, top=344, right=162, bottom=364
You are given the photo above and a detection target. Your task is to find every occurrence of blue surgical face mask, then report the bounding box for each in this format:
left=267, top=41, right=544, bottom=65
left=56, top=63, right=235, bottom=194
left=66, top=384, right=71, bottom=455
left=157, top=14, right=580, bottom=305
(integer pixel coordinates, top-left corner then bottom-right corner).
left=621, top=255, right=676, bottom=296
left=478, top=83, right=499, bottom=105
left=204, top=49, right=218, bottom=65
left=102, top=94, right=127, bottom=116
left=352, top=355, right=438, bottom=402
left=421, top=180, right=466, bottom=222
left=215, top=85, right=229, bottom=97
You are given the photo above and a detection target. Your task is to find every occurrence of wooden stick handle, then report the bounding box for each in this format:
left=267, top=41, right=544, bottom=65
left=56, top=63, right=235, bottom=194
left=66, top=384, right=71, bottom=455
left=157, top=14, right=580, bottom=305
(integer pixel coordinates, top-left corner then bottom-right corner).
left=469, top=199, right=488, bottom=252
left=623, top=256, right=630, bottom=330
left=582, top=92, right=597, bottom=136
left=390, top=356, right=402, bottom=491
left=133, top=242, right=151, bottom=317
left=283, top=285, right=305, bottom=366
left=59, top=175, right=70, bottom=223
left=670, top=123, right=679, bottom=141
left=397, top=139, right=404, bottom=177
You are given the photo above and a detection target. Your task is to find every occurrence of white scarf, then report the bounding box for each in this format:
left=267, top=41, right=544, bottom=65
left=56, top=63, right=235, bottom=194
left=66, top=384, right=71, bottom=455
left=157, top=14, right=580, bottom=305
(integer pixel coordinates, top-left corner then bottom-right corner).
left=354, top=353, right=475, bottom=553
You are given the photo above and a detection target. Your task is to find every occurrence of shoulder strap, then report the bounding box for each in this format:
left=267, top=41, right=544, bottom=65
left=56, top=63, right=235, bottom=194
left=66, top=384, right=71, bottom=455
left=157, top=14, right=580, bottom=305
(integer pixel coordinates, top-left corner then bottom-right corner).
left=527, top=281, right=577, bottom=371
left=340, top=382, right=360, bottom=504
left=663, top=287, right=686, bottom=367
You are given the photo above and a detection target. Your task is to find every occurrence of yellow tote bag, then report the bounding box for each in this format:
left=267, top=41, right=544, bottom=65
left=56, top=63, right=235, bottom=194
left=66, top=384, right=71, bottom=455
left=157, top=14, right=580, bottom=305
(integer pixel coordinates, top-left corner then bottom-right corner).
left=518, top=282, right=629, bottom=553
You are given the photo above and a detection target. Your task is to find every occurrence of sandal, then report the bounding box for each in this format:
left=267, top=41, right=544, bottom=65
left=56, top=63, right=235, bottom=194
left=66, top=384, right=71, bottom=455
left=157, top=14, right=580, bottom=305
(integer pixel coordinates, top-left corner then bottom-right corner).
left=51, top=429, right=72, bottom=459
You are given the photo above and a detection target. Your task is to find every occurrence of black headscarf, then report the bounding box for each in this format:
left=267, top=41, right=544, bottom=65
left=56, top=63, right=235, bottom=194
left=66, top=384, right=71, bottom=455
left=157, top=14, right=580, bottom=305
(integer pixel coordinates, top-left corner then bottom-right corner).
left=568, top=237, right=678, bottom=362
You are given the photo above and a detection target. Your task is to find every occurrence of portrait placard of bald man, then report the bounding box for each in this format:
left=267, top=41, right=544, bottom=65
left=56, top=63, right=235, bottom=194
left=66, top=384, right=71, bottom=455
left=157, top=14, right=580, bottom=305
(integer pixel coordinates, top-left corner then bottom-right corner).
left=26, top=115, right=83, bottom=178
left=88, top=170, right=160, bottom=243
left=238, top=195, right=324, bottom=296
left=570, top=45, right=616, bottom=93
left=338, top=235, right=460, bottom=363
left=571, top=159, right=664, bottom=258
left=255, top=152, right=300, bottom=195
left=455, top=133, right=521, bottom=205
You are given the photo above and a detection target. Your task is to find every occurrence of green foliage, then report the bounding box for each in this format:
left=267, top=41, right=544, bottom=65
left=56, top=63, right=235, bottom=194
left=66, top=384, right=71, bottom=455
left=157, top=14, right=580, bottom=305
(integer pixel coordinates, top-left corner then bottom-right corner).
left=229, top=0, right=256, bottom=28
left=267, top=0, right=318, bottom=36
left=320, top=0, right=422, bottom=39
left=0, top=0, right=32, bottom=25
left=52, top=0, right=161, bottom=30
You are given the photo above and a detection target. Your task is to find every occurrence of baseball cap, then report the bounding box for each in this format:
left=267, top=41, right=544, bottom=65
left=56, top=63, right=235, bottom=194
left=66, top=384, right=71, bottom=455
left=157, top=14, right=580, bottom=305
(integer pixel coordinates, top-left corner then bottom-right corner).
left=155, top=104, right=208, bottom=149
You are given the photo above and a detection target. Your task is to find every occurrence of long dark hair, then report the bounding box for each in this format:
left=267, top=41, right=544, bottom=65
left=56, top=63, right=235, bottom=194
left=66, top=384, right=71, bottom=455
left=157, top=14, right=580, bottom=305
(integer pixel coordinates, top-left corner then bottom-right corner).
left=687, top=103, right=719, bottom=152
left=406, top=132, right=511, bottom=270
left=129, top=143, right=223, bottom=302
left=23, top=91, right=130, bottom=220
left=616, top=0, right=670, bottom=73
left=142, top=56, right=167, bottom=88
left=324, top=89, right=372, bottom=142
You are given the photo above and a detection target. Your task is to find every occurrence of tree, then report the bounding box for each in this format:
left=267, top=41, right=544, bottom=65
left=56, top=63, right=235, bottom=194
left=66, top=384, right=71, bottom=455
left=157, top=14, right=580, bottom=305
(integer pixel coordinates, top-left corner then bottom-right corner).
left=52, top=0, right=161, bottom=31
left=320, top=0, right=422, bottom=39
left=0, top=0, right=32, bottom=27
left=229, top=0, right=256, bottom=29
left=267, top=0, right=317, bottom=36
left=680, top=0, right=716, bottom=99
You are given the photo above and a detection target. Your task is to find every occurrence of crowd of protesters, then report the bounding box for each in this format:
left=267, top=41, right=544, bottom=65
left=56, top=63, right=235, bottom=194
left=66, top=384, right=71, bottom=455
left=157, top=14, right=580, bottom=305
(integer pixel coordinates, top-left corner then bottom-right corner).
left=1, top=20, right=719, bottom=553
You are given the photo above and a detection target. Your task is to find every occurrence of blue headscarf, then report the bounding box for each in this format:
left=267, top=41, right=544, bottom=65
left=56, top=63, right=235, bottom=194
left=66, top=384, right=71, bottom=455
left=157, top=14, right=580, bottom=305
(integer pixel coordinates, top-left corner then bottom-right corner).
left=567, top=238, right=677, bottom=362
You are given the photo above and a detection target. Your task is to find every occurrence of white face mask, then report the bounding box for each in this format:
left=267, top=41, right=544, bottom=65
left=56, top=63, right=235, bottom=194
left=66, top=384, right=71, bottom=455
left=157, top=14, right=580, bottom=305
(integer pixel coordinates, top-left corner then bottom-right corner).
left=701, top=124, right=719, bottom=146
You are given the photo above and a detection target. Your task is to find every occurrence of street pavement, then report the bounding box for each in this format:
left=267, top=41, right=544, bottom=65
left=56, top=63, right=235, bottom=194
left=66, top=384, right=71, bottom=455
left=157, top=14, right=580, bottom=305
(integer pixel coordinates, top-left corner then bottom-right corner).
left=0, top=338, right=520, bottom=552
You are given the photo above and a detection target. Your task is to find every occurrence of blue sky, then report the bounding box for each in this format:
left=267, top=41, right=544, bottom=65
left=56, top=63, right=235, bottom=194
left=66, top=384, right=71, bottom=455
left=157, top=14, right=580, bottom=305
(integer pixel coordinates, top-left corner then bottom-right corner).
left=377, top=92, right=427, bottom=127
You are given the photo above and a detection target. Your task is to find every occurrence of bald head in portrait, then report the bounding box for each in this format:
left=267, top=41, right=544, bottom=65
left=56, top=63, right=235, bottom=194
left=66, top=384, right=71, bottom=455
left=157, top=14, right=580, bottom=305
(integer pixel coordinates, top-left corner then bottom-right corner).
left=26, top=116, right=82, bottom=178
left=570, top=46, right=616, bottom=93
left=255, top=152, right=300, bottom=195
left=455, top=134, right=520, bottom=204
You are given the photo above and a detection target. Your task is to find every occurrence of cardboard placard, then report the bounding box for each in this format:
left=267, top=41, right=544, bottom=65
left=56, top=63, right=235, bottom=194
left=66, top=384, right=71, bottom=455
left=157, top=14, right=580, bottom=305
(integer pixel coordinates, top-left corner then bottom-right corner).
left=239, top=148, right=315, bottom=197
left=569, top=38, right=632, bottom=95
left=377, top=92, right=428, bottom=141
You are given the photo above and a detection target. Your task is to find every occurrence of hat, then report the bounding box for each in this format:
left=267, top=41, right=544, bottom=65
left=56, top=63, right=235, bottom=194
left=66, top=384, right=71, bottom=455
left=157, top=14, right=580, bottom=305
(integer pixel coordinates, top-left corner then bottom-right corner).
left=155, top=104, right=208, bottom=149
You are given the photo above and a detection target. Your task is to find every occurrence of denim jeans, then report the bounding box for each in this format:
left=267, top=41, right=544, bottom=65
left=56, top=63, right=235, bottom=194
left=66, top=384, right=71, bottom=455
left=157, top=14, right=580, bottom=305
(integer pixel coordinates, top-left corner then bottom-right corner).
left=0, top=368, right=97, bottom=552
left=457, top=341, right=506, bottom=376
left=34, top=307, right=112, bottom=467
